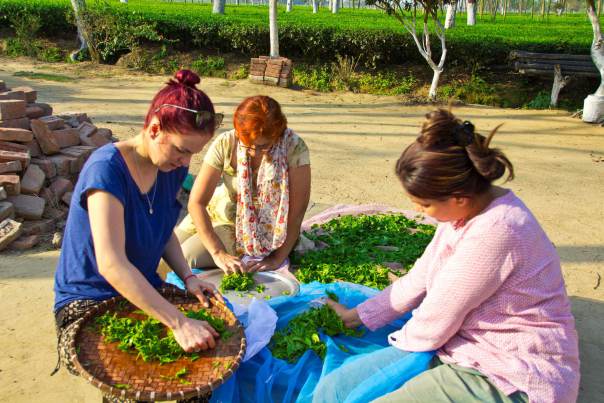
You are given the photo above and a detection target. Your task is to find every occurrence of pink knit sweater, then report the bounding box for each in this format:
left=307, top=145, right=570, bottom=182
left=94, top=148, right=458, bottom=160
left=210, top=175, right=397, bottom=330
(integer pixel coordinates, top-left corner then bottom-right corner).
left=357, top=191, right=580, bottom=403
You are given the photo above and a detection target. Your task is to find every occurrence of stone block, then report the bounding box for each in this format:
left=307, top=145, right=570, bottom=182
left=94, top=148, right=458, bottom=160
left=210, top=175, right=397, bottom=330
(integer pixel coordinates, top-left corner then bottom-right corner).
left=40, top=187, right=58, bottom=207
left=28, top=103, right=52, bottom=117
left=0, top=127, right=34, bottom=143
left=0, top=100, right=27, bottom=120
left=21, top=218, right=55, bottom=236
left=12, top=86, right=37, bottom=103
left=46, top=154, right=72, bottom=176
left=49, top=177, right=73, bottom=199
left=7, top=194, right=46, bottom=220
left=53, top=128, right=80, bottom=148
left=39, top=116, right=65, bottom=130
left=0, top=201, right=14, bottom=221
left=61, top=191, right=72, bottom=206
left=31, top=158, right=57, bottom=179
left=30, top=119, right=60, bottom=155
left=20, top=164, right=46, bottom=195
left=0, top=150, right=30, bottom=168
left=24, top=140, right=41, bottom=158
left=0, top=117, right=30, bottom=130
left=0, top=186, right=6, bottom=200
left=0, top=141, right=30, bottom=154
left=96, top=128, right=113, bottom=140
left=26, top=105, right=45, bottom=119
left=10, top=234, right=40, bottom=250
left=0, top=160, right=22, bottom=174
left=61, top=146, right=91, bottom=172
left=0, top=218, right=23, bottom=251
left=0, top=175, right=20, bottom=195
left=43, top=206, right=67, bottom=222
left=58, top=112, right=90, bottom=128
left=78, top=122, right=98, bottom=138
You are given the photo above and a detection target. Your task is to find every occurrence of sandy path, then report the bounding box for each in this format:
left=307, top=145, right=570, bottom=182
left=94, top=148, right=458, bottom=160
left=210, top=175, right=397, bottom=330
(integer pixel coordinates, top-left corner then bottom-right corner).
left=0, top=58, right=602, bottom=402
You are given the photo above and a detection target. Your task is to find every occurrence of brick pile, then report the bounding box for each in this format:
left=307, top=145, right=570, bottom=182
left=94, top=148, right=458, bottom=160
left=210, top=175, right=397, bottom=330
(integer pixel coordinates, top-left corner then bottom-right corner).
left=0, top=79, right=116, bottom=251
left=249, top=56, right=293, bottom=88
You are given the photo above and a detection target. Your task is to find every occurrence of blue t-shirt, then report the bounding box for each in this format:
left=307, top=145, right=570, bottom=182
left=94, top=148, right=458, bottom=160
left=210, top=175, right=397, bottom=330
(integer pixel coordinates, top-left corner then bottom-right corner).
left=53, top=144, right=187, bottom=312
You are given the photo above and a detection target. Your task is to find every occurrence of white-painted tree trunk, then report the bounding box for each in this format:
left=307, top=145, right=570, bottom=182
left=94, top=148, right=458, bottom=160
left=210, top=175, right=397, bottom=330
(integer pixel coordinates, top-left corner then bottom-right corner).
left=269, top=0, right=279, bottom=57
left=332, top=0, right=339, bottom=13
left=213, top=0, right=225, bottom=14
left=429, top=69, right=442, bottom=100
left=69, top=0, right=91, bottom=61
left=286, top=0, right=293, bottom=12
left=584, top=0, right=604, bottom=122
left=312, top=0, right=318, bottom=13
left=120, top=0, right=128, bottom=3
left=467, top=0, right=476, bottom=25
left=445, top=2, right=457, bottom=29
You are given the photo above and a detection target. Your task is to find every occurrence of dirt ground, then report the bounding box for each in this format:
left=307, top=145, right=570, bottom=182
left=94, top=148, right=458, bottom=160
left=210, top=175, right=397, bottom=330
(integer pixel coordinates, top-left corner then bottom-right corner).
left=0, top=57, right=602, bottom=403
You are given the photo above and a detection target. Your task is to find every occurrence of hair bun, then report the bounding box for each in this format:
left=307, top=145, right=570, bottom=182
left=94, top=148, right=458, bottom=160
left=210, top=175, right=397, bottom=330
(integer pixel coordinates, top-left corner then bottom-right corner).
left=174, top=69, right=201, bottom=87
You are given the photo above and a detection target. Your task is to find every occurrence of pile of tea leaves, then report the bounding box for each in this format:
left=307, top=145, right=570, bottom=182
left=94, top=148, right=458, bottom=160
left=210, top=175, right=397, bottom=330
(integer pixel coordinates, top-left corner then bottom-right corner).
left=270, top=292, right=363, bottom=363
left=95, top=308, right=233, bottom=364
left=293, top=214, right=435, bottom=290
left=220, top=272, right=256, bottom=292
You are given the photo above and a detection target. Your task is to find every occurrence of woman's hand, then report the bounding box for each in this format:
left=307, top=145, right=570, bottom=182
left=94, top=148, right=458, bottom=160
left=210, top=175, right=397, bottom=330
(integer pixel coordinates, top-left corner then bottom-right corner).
left=212, top=250, right=247, bottom=274
left=325, top=299, right=363, bottom=329
left=185, top=276, right=225, bottom=307
left=171, top=315, right=220, bottom=353
left=246, top=254, right=284, bottom=272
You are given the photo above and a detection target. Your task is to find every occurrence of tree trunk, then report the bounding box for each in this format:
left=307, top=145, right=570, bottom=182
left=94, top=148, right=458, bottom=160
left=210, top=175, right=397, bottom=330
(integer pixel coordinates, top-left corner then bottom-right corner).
left=286, top=0, right=292, bottom=11
left=312, top=0, right=318, bottom=12
left=480, top=0, right=486, bottom=16
left=69, top=0, right=96, bottom=62
left=213, top=0, right=225, bottom=14
left=467, top=0, right=476, bottom=24
left=541, top=0, right=546, bottom=17
left=587, top=0, right=604, bottom=97
left=332, top=0, right=339, bottom=13
left=269, top=0, right=279, bottom=57
left=519, top=0, right=523, bottom=14
left=503, top=0, right=508, bottom=19
left=445, top=2, right=457, bottom=29
left=550, top=64, right=570, bottom=107
left=598, top=0, right=603, bottom=16
left=429, top=68, right=442, bottom=101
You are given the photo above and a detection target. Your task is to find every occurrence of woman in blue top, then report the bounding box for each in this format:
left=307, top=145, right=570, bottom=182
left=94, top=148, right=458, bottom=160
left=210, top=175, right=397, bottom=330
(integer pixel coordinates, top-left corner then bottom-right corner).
left=53, top=70, right=224, bottom=377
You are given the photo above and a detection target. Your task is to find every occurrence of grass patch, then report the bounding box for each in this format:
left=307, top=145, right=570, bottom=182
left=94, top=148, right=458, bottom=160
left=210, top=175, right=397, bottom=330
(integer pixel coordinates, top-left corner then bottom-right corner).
left=13, top=71, right=75, bottom=82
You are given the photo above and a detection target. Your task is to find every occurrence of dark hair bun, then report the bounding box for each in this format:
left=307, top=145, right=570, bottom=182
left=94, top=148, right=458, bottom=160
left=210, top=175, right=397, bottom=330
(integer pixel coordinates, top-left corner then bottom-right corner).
left=174, top=69, right=200, bottom=87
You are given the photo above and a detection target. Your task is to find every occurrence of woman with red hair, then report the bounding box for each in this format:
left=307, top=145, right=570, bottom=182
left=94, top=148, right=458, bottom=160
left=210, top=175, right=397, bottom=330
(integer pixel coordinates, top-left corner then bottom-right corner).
left=53, top=70, right=224, bottom=380
left=177, top=95, right=311, bottom=273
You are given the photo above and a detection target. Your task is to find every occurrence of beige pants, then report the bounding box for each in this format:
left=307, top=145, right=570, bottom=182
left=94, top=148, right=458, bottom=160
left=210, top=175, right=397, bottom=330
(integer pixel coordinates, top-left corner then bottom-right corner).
left=174, top=225, right=237, bottom=270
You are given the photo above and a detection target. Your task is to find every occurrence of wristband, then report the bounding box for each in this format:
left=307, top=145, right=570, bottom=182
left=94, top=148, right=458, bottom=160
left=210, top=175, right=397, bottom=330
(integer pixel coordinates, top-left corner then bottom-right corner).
left=183, top=273, right=197, bottom=285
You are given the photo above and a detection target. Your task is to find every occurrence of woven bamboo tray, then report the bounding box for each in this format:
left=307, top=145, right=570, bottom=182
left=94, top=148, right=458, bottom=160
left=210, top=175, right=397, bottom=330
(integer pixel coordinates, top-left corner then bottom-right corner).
left=67, top=286, right=246, bottom=401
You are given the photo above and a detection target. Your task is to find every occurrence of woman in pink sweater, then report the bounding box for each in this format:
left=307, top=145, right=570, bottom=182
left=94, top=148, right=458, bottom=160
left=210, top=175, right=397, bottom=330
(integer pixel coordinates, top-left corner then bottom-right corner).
left=317, top=109, right=580, bottom=403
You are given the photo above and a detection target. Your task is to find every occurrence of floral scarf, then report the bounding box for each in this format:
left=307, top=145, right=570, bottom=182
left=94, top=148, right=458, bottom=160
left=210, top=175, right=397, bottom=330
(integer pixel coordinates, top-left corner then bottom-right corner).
left=235, top=129, right=291, bottom=257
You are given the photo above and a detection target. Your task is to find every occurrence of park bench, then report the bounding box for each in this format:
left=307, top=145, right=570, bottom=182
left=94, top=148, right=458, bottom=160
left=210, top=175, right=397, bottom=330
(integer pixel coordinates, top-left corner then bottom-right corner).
left=510, top=50, right=599, bottom=107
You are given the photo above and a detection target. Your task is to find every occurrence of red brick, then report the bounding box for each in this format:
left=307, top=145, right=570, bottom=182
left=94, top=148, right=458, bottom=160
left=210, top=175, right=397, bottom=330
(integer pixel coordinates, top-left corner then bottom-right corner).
left=84, top=131, right=110, bottom=147
left=26, top=105, right=45, bottom=119
left=0, top=100, right=27, bottom=120
left=28, top=103, right=52, bottom=117
left=49, top=177, right=73, bottom=199
left=6, top=194, right=46, bottom=220
left=78, top=121, right=98, bottom=138
left=97, top=128, right=113, bottom=140
left=31, top=158, right=56, bottom=179
left=0, top=218, right=23, bottom=251
left=0, top=150, right=30, bottom=167
left=0, top=127, right=34, bottom=142
left=12, top=86, right=37, bottom=103
left=20, top=164, right=46, bottom=195
left=0, top=141, right=30, bottom=154
left=0, top=175, right=20, bottom=195
left=10, top=234, right=40, bottom=250
left=24, top=140, right=41, bottom=158
left=30, top=119, right=60, bottom=155
left=21, top=218, right=55, bottom=236
left=39, top=116, right=65, bottom=130
left=0, top=90, right=25, bottom=101
left=60, top=146, right=91, bottom=173
left=58, top=112, right=90, bottom=127
left=0, top=117, right=30, bottom=130
left=46, top=154, right=72, bottom=176
left=0, top=160, right=22, bottom=174
left=53, top=128, right=80, bottom=148
left=0, top=201, right=14, bottom=221
left=61, top=191, right=73, bottom=206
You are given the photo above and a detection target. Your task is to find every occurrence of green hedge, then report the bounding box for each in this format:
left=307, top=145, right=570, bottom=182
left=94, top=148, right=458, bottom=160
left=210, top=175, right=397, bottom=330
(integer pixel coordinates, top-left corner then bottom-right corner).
left=0, top=0, right=595, bottom=67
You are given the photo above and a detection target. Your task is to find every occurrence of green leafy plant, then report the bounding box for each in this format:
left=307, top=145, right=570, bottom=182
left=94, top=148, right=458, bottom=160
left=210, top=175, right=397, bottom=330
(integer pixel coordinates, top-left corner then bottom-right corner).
left=160, top=367, right=191, bottom=385
left=95, top=308, right=232, bottom=364
left=440, top=75, right=499, bottom=105
left=270, top=296, right=363, bottom=363
left=191, top=55, right=227, bottom=78
left=293, top=214, right=435, bottom=290
left=293, top=65, right=332, bottom=92
left=220, top=273, right=256, bottom=292
left=524, top=90, right=551, bottom=109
